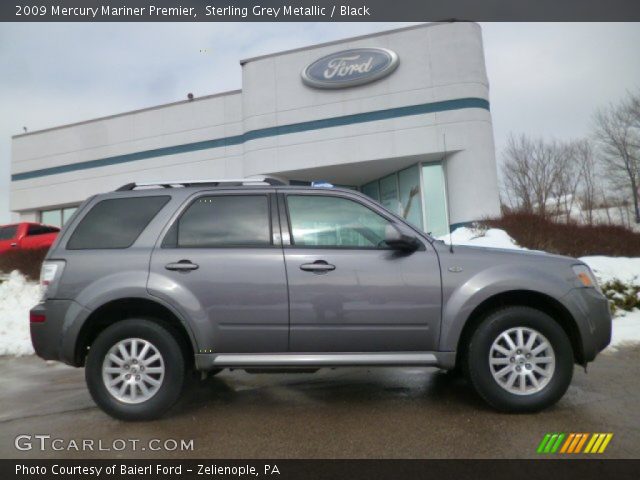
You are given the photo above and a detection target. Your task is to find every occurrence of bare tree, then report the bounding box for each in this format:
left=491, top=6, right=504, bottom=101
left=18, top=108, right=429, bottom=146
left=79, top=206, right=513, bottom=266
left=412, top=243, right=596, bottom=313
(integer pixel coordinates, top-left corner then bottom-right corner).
left=593, top=92, right=640, bottom=223
left=552, top=141, right=583, bottom=221
left=501, top=134, right=579, bottom=218
left=501, top=134, right=536, bottom=213
left=573, top=140, right=599, bottom=225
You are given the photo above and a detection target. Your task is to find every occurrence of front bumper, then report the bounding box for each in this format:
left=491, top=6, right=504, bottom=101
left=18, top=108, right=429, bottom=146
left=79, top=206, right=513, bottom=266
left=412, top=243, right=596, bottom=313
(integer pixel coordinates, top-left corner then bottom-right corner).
left=562, top=287, right=612, bottom=363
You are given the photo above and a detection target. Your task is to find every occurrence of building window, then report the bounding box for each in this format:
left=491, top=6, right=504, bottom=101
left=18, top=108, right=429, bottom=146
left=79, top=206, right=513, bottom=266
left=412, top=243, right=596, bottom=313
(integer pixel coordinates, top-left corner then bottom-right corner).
left=398, top=165, right=424, bottom=230
left=421, top=163, right=449, bottom=238
left=40, top=207, right=79, bottom=228
left=379, top=174, right=401, bottom=215
left=361, top=181, right=380, bottom=202
left=358, top=161, right=448, bottom=236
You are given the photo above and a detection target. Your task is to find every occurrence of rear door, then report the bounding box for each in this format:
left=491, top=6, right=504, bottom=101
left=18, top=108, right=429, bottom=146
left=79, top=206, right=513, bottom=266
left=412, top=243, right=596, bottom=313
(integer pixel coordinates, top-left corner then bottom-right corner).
left=279, top=190, right=442, bottom=353
left=148, top=191, right=289, bottom=353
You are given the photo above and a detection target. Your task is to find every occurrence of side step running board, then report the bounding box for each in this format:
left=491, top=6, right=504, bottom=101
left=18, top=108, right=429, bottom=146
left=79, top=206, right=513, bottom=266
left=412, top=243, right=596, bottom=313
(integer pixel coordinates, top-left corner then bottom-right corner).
left=195, top=352, right=456, bottom=370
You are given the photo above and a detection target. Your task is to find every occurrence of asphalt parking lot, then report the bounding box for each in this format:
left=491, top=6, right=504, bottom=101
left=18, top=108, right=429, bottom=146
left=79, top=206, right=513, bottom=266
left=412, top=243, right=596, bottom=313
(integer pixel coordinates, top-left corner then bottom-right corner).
left=0, top=346, right=638, bottom=459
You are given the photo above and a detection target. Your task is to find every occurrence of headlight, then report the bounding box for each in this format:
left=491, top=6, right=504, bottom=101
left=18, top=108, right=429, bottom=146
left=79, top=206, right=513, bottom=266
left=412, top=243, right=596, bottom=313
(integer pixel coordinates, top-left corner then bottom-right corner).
left=572, top=264, right=599, bottom=290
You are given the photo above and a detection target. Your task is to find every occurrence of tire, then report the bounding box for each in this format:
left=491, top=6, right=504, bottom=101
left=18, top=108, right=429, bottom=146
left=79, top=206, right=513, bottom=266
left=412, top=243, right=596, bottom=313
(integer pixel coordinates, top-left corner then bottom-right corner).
left=85, top=318, right=186, bottom=421
left=466, top=306, right=573, bottom=413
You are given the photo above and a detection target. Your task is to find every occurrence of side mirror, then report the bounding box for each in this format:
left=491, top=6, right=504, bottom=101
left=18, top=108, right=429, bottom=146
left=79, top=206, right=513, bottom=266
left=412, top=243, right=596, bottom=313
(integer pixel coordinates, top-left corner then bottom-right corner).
left=384, top=224, right=420, bottom=252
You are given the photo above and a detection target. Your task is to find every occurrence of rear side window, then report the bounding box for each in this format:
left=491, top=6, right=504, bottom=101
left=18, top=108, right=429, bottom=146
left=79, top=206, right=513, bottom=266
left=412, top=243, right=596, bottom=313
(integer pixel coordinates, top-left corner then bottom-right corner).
left=27, top=225, right=59, bottom=236
left=164, top=195, right=270, bottom=248
left=0, top=226, right=18, bottom=240
left=67, top=196, right=169, bottom=250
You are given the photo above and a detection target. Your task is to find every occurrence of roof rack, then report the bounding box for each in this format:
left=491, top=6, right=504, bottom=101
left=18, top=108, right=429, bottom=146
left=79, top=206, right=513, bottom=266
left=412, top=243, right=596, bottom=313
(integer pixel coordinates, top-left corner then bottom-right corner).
left=115, top=176, right=286, bottom=191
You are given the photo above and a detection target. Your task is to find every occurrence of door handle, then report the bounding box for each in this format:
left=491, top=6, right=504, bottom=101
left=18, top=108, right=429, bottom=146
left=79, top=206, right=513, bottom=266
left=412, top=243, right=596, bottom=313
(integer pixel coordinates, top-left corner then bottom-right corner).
left=10, top=243, right=17, bottom=247
left=165, top=260, right=199, bottom=272
left=300, top=260, right=336, bottom=273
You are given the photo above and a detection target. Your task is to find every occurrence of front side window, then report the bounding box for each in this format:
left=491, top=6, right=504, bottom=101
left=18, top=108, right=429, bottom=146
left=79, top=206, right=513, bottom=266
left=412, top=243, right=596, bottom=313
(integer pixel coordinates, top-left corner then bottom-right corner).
left=168, top=195, right=271, bottom=248
left=287, top=195, right=392, bottom=248
left=67, top=196, right=169, bottom=250
left=0, top=225, right=18, bottom=241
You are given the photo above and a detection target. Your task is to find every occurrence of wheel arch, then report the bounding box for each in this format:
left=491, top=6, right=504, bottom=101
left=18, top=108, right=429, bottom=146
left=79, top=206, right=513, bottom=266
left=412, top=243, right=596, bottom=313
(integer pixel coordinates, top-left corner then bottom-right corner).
left=455, top=290, right=585, bottom=368
left=74, top=297, right=196, bottom=368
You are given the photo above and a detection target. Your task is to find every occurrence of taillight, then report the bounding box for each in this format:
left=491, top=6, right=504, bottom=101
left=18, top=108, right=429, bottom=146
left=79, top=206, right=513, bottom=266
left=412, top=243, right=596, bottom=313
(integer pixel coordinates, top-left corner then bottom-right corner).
left=30, top=312, right=46, bottom=323
left=39, top=261, right=64, bottom=299
left=40, top=262, right=58, bottom=287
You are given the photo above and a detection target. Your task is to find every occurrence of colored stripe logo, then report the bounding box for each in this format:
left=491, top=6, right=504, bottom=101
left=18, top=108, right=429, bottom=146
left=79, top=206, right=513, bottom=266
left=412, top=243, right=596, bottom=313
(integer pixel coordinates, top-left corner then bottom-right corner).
left=11, top=97, right=490, bottom=182
left=537, top=433, right=613, bottom=454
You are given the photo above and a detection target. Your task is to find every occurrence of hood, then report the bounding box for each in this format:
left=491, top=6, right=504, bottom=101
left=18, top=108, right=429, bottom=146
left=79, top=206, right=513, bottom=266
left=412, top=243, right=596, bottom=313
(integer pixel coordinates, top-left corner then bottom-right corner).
left=432, top=240, right=581, bottom=266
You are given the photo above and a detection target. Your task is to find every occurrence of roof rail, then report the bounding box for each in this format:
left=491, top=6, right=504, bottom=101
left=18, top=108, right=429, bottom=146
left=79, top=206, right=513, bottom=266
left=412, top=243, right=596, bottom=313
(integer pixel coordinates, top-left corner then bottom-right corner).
left=115, top=176, right=286, bottom=191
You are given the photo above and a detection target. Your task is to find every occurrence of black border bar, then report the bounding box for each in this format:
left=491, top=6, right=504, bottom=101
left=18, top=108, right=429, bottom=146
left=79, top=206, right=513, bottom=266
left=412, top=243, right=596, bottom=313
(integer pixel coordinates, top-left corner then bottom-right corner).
left=3, top=0, right=640, bottom=22
left=4, top=459, right=640, bottom=480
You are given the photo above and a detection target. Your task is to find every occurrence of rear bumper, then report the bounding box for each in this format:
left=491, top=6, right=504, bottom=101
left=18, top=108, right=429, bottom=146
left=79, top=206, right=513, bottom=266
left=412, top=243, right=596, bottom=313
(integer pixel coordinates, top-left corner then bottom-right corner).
left=30, top=299, right=88, bottom=366
left=561, top=287, right=612, bottom=363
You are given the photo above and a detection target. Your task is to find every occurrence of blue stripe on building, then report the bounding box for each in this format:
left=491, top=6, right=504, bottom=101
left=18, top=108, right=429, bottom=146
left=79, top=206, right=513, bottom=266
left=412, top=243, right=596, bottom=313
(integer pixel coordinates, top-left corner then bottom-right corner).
left=12, top=97, right=489, bottom=182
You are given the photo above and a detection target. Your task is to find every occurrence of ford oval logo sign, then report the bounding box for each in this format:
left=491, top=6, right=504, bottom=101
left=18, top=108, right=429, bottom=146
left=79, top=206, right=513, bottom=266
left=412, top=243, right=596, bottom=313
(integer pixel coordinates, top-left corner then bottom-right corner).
left=302, top=48, right=399, bottom=89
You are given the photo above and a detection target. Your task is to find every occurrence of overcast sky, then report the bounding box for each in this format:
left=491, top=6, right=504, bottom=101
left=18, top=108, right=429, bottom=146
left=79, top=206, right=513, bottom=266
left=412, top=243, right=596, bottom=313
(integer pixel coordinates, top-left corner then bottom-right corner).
left=1, top=22, right=639, bottom=223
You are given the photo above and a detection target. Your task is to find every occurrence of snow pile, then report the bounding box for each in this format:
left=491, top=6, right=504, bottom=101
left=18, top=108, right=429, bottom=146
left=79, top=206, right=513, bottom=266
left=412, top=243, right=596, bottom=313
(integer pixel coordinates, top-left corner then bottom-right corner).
left=577, top=256, right=640, bottom=285
left=441, top=227, right=526, bottom=250
left=608, top=310, right=640, bottom=350
left=0, top=271, right=40, bottom=356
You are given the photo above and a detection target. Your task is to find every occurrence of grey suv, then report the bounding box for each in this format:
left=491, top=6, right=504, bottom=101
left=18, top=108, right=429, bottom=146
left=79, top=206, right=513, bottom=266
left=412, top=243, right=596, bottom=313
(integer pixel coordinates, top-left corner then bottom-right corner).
left=30, top=177, right=611, bottom=420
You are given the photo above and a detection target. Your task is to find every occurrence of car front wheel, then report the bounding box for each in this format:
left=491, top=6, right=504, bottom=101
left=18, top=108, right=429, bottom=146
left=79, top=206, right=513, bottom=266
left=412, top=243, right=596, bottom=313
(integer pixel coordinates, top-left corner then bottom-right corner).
left=85, top=318, right=186, bottom=421
left=466, top=306, right=574, bottom=412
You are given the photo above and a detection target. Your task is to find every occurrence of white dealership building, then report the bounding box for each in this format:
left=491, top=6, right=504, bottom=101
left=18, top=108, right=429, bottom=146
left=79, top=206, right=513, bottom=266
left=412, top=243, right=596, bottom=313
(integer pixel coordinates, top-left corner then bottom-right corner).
left=10, top=22, right=499, bottom=236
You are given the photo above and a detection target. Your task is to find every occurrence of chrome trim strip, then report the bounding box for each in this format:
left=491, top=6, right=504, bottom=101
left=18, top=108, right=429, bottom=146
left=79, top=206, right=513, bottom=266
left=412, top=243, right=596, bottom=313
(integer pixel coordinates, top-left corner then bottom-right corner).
left=210, top=353, right=438, bottom=367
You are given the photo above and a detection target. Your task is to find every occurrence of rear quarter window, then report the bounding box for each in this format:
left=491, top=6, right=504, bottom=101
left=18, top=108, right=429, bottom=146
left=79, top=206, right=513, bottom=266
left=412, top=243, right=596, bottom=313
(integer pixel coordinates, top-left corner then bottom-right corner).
left=66, top=196, right=169, bottom=250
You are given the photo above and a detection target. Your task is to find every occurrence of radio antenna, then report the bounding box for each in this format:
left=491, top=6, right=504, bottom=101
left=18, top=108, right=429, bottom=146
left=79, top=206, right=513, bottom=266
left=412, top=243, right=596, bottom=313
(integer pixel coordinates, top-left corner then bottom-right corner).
left=442, top=133, right=454, bottom=253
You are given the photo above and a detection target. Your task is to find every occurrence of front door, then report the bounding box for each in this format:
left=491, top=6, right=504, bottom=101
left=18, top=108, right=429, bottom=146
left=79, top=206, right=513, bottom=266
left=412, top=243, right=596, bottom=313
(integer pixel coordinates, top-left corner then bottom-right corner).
left=280, top=191, right=442, bottom=352
left=0, top=225, right=18, bottom=253
left=148, top=192, right=289, bottom=353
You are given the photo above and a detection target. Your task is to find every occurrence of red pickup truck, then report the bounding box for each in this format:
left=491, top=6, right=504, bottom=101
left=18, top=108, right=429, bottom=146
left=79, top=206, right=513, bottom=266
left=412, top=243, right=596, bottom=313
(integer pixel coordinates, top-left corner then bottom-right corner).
left=0, top=222, right=60, bottom=254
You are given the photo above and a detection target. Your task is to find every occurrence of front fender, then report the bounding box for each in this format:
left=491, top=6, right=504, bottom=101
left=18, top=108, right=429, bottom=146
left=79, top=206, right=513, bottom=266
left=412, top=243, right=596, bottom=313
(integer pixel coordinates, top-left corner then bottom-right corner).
left=438, top=264, right=575, bottom=352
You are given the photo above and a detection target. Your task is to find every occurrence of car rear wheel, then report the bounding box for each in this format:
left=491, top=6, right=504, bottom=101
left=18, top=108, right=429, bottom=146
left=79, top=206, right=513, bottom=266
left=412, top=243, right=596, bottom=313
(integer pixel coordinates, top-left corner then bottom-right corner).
left=466, top=306, right=573, bottom=412
left=85, top=318, right=185, bottom=421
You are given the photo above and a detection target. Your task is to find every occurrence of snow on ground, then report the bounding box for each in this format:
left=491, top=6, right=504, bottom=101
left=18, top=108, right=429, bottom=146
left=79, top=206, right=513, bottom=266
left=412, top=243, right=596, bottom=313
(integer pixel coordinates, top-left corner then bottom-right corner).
left=578, top=256, right=640, bottom=285
left=0, top=271, right=40, bottom=356
left=607, top=309, right=640, bottom=351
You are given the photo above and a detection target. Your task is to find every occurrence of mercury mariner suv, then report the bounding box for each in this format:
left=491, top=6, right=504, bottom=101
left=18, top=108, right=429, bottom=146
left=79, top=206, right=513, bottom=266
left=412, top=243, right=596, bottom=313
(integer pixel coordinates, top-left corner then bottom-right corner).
left=30, top=177, right=612, bottom=420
